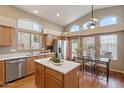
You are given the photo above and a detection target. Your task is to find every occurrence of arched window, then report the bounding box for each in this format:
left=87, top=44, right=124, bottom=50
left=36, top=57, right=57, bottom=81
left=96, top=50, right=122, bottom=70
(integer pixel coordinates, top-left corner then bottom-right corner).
left=100, top=16, right=117, bottom=27
left=17, top=19, right=42, bottom=50
left=17, top=19, right=42, bottom=32
left=82, top=21, right=91, bottom=30
left=70, top=24, right=80, bottom=32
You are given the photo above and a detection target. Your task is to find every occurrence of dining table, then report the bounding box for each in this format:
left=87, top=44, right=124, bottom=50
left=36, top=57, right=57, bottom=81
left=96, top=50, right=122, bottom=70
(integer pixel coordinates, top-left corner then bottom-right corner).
left=83, top=56, right=111, bottom=83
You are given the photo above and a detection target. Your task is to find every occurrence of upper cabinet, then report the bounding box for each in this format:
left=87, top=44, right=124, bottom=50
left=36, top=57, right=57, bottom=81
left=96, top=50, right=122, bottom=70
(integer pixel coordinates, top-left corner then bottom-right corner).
left=46, top=34, right=54, bottom=46
left=0, top=25, right=13, bottom=46
left=45, top=35, right=58, bottom=46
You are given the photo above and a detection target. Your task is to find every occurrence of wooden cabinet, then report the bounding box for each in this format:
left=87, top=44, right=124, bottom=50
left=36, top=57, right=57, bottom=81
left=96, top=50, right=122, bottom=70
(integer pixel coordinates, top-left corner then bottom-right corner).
left=26, top=57, right=36, bottom=75
left=0, top=61, right=5, bottom=85
left=35, top=63, right=45, bottom=88
left=46, top=35, right=54, bottom=46
left=45, top=74, right=63, bottom=88
left=35, top=62, right=79, bottom=88
left=0, top=25, right=13, bottom=46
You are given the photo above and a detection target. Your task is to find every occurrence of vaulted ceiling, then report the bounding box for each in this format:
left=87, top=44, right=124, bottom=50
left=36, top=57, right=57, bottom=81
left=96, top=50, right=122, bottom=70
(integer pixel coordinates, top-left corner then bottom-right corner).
left=14, top=5, right=115, bottom=26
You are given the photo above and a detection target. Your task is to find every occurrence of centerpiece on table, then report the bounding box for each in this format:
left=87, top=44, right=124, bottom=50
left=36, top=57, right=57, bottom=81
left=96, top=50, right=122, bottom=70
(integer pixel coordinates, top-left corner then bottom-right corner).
left=49, top=57, right=64, bottom=66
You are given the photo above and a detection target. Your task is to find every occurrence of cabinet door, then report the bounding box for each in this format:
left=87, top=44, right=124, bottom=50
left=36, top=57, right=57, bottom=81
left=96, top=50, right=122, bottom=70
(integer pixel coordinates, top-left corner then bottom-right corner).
left=0, top=26, right=12, bottom=46
left=0, top=62, right=5, bottom=85
left=46, top=35, right=54, bottom=46
left=35, top=69, right=44, bottom=88
left=45, top=74, right=63, bottom=88
left=26, top=57, right=36, bottom=75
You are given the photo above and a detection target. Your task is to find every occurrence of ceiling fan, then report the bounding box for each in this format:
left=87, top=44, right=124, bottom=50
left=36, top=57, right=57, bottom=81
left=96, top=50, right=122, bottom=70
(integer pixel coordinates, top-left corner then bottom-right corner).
left=87, top=5, right=98, bottom=29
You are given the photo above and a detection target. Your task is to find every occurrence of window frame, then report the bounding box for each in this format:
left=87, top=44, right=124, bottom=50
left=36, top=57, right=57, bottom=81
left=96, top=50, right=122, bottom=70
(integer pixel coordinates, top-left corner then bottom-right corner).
left=17, top=18, right=42, bottom=32
left=82, top=36, right=96, bottom=58
left=99, top=15, right=117, bottom=27
left=100, top=34, right=118, bottom=60
left=17, top=18, right=42, bottom=51
left=70, top=24, right=80, bottom=32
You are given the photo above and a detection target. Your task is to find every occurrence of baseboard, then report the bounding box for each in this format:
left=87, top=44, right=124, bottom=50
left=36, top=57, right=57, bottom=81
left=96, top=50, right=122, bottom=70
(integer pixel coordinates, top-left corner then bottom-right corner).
left=110, top=69, right=124, bottom=74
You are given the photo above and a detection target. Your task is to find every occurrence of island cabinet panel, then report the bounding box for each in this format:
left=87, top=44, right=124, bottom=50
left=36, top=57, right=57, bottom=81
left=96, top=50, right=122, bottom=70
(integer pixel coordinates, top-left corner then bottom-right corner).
left=0, top=61, right=5, bottom=85
left=35, top=63, right=45, bottom=88
left=35, top=62, right=80, bottom=88
left=64, top=67, right=80, bottom=88
left=26, top=57, right=37, bottom=75
left=45, top=67, right=63, bottom=81
left=45, top=74, right=63, bottom=88
left=35, top=68, right=45, bottom=88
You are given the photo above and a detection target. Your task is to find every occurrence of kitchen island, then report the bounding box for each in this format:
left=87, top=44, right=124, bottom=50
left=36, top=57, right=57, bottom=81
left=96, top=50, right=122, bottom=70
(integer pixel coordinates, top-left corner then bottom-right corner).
left=34, top=58, right=80, bottom=88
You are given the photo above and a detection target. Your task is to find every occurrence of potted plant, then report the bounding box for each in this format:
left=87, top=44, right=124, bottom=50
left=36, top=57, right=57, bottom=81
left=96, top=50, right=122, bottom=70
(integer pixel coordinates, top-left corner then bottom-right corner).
left=83, top=44, right=96, bottom=58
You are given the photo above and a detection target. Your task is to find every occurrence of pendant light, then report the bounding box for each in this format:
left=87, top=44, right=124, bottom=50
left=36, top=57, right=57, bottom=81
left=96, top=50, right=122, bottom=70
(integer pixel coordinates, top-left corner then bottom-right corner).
left=87, top=5, right=98, bottom=29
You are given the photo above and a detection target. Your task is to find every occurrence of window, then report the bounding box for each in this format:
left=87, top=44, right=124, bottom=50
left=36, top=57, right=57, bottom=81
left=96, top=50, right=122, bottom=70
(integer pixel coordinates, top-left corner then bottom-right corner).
left=17, top=19, right=42, bottom=50
left=82, top=21, right=91, bottom=30
left=70, top=24, right=80, bottom=32
left=100, top=34, right=117, bottom=60
left=18, top=32, right=30, bottom=50
left=71, top=39, right=79, bottom=58
left=82, top=37, right=95, bottom=58
left=18, top=19, right=42, bottom=32
left=31, top=34, right=41, bottom=49
left=100, top=16, right=117, bottom=27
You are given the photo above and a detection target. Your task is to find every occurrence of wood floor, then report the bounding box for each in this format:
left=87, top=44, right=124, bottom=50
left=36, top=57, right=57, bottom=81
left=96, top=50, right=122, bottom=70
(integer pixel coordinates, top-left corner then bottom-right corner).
left=1, top=71, right=124, bottom=88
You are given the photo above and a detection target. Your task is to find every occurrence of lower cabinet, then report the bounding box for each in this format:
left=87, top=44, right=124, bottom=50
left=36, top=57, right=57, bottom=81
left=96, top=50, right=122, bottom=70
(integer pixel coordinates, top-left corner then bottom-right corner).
left=45, top=74, right=63, bottom=88
left=26, top=57, right=36, bottom=75
left=35, top=68, right=44, bottom=88
left=0, top=61, right=5, bottom=85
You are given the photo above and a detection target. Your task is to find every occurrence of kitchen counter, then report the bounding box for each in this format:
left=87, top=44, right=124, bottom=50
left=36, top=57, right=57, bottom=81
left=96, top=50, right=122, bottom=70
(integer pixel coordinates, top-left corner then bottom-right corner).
left=34, top=57, right=80, bottom=74
left=35, top=57, right=80, bottom=88
left=0, top=52, right=55, bottom=61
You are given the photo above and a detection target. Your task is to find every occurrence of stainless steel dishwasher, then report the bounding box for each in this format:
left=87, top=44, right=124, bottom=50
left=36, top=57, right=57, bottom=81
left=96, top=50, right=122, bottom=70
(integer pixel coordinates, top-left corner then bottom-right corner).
left=6, top=58, right=26, bottom=83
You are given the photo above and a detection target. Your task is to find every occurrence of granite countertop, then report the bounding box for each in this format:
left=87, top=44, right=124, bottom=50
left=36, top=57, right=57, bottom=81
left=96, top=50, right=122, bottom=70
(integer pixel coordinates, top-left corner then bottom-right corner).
left=0, top=52, right=55, bottom=61
left=34, top=57, right=80, bottom=74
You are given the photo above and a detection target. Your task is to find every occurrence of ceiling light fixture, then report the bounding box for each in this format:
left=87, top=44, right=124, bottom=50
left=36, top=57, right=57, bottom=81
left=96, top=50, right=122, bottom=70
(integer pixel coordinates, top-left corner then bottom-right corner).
left=56, top=13, right=60, bottom=17
left=34, top=10, right=38, bottom=14
left=87, top=5, right=98, bottom=29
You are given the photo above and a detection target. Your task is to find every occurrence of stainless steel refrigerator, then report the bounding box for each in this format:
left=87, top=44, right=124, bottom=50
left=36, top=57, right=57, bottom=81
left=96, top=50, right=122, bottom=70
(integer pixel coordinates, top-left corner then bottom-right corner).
left=53, top=40, right=66, bottom=60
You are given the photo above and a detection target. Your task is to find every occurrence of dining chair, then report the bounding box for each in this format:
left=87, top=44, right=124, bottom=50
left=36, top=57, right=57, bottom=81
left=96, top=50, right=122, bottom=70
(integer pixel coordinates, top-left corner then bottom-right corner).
left=73, top=56, right=84, bottom=71
left=96, top=58, right=111, bottom=83
left=83, top=56, right=96, bottom=76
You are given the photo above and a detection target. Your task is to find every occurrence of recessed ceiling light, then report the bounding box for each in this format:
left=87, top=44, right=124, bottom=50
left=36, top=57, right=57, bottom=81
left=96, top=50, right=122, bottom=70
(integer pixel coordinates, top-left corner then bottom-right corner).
left=56, top=13, right=60, bottom=17
left=34, top=10, right=38, bottom=14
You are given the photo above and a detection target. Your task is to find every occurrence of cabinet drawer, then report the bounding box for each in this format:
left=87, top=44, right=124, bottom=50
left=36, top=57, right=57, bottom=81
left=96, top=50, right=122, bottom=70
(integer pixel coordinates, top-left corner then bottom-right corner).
left=35, top=63, right=44, bottom=71
left=46, top=67, right=63, bottom=82
left=45, top=74, right=63, bottom=88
